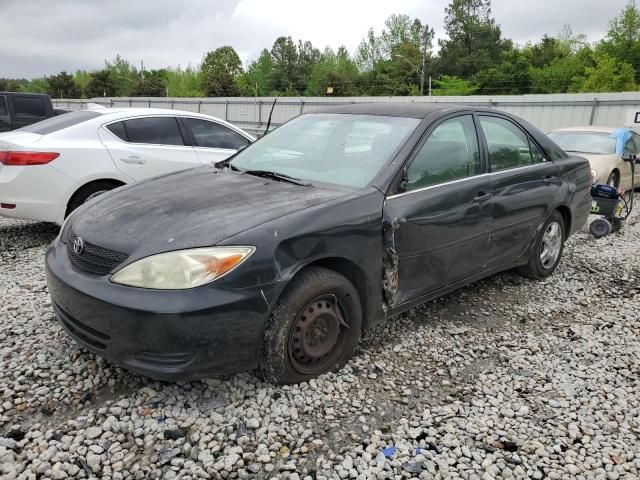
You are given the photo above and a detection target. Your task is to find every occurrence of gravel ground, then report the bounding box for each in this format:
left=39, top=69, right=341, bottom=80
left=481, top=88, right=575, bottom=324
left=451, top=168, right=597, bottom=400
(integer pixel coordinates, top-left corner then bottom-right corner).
left=1, top=199, right=639, bottom=480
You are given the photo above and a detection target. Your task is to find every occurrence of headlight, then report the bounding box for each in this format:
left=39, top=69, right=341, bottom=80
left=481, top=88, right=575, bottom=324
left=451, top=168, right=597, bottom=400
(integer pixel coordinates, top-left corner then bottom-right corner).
left=110, top=246, right=255, bottom=289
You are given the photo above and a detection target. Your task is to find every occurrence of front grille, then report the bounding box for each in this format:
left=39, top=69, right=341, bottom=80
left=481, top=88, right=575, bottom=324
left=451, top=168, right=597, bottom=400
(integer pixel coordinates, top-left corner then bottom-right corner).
left=67, top=230, right=128, bottom=275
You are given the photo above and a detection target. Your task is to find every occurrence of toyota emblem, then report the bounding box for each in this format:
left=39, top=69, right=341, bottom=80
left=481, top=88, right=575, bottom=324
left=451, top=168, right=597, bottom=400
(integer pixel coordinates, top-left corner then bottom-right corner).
left=73, top=236, right=84, bottom=255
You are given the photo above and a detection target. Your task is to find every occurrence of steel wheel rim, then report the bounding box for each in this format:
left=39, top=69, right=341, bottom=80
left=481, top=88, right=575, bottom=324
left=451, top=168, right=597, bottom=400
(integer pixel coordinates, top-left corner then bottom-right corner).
left=540, top=221, right=562, bottom=269
left=288, top=294, right=349, bottom=375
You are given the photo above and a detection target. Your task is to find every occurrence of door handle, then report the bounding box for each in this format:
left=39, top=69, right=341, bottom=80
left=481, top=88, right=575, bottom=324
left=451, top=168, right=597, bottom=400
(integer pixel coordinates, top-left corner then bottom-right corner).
left=544, top=175, right=557, bottom=184
left=120, top=156, right=146, bottom=165
left=473, top=192, right=492, bottom=203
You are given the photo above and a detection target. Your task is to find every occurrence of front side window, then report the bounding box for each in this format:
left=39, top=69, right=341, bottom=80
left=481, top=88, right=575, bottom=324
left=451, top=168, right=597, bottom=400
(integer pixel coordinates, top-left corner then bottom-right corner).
left=406, top=115, right=480, bottom=190
left=230, top=114, right=420, bottom=188
left=123, top=117, right=184, bottom=146
left=13, top=97, right=46, bottom=117
left=183, top=118, right=250, bottom=150
left=480, top=116, right=534, bottom=171
left=0, top=96, right=7, bottom=116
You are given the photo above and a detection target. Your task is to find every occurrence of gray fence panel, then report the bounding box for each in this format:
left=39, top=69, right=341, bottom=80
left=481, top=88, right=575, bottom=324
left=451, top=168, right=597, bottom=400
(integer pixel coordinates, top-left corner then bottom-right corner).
left=54, top=93, right=640, bottom=135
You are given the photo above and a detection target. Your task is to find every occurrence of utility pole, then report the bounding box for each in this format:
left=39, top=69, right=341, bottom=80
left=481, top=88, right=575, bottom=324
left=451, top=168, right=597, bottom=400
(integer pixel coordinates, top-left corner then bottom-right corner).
left=428, top=76, right=432, bottom=96
left=420, top=34, right=427, bottom=96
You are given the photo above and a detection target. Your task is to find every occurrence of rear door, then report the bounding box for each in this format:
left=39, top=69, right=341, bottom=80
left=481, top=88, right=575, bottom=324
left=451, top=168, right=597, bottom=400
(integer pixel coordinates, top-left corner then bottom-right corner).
left=0, top=95, right=10, bottom=132
left=181, top=117, right=252, bottom=164
left=478, top=114, right=561, bottom=269
left=100, top=116, right=200, bottom=181
left=384, top=113, right=493, bottom=305
left=10, top=95, right=48, bottom=129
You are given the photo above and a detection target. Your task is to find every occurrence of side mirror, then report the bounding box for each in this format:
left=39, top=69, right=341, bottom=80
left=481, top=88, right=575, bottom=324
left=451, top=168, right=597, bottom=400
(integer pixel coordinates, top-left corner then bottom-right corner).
left=622, top=153, right=638, bottom=164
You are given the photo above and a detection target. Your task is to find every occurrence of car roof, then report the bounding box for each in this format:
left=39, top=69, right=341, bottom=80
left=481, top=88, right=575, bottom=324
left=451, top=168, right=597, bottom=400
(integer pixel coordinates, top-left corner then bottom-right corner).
left=307, top=102, right=459, bottom=119
left=86, top=107, right=212, bottom=118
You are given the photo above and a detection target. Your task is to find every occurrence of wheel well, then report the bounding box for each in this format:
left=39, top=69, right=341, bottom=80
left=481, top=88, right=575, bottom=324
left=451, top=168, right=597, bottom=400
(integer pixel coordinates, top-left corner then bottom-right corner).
left=66, top=179, right=125, bottom=217
left=297, top=257, right=370, bottom=332
left=555, top=205, right=572, bottom=239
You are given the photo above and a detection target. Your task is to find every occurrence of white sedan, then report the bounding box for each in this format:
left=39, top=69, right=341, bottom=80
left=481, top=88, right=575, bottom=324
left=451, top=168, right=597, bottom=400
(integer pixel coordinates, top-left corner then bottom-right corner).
left=0, top=107, right=254, bottom=225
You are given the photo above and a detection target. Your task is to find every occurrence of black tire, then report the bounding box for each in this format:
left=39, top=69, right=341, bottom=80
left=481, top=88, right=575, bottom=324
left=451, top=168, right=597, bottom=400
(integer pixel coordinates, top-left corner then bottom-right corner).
left=259, top=267, right=362, bottom=384
left=606, top=171, right=619, bottom=189
left=65, top=181, right=120, bottom=218
left=518, top=210, right=566, bottom=279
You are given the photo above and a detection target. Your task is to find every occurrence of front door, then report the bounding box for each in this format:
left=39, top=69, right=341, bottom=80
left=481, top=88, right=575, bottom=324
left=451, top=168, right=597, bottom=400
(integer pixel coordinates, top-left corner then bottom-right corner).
left=478, top=114, right=561, bottom=268
left=100, top=116, right=201, bottom=181
left=383, top=114, right=493, bottom=306
left=0, top=96, right=10, bottom=132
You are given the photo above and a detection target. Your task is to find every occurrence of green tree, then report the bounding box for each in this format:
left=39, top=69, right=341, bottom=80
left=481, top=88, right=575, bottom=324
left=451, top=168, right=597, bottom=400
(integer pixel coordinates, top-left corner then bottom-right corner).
left=270, top=36, right=300, bottom=94
left=47, top=71, right=81, bottom=98
left=371, top=42, right=424, bottom=96
left=578, top=53, right=637, bottom=92
left=474, top=48, right=531, bottom=94
left=85, top=69, right=118, bottom=98
left=432, top=75, right=479, bottom=95
left=437, top=0, right=509, bottom=78
left=356, top=28, right=384, bottom=72
left=131, top=75, right=166, bottom=96
left=599, top=0, right=640, bottom=80
left=201, top=46, right=243, bottom=96
left=305, top=46, right=360, bottom=96
left=237, top=49, right=274, bottom=96
left=0, top=79, right=22, bottom=92
left=104, top=55, right=140, bottom=96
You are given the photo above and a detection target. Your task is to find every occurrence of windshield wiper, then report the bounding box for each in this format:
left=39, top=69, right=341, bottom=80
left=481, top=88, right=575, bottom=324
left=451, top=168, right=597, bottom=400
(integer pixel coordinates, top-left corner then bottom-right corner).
left=243, top=170, right=313, bottom=187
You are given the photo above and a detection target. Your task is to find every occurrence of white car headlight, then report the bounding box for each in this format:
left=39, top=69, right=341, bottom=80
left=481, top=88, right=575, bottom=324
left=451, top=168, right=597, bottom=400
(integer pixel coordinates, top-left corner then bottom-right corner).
left=111, top=246, right=255, bottom=289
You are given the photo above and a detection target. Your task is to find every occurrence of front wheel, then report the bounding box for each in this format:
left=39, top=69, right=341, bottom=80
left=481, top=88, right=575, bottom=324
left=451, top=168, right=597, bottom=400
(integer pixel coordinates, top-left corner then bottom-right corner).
left=518, top=211, right=566, bottom=279
left=606, top=171, right=619, bottom=189
left=259, top=267, right=362, bottom=384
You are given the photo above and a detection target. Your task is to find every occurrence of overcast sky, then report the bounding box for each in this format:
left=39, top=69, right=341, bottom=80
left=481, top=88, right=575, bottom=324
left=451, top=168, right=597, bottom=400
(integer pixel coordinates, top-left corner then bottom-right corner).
left=0, top=0, right=631, bottom=79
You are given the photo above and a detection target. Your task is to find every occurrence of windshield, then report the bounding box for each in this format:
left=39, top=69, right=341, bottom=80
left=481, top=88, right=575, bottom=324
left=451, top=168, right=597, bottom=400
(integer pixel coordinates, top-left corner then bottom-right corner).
left=548, top=131, right=616, bottom=155
left=230, top=114, right=420, bottom=188
left=18, top=111, right=102, bottom=135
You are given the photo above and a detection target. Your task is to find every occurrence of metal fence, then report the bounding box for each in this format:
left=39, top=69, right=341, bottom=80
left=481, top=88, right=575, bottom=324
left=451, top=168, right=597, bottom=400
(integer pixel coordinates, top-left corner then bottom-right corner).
left=53, top=92, right=640, bottom=135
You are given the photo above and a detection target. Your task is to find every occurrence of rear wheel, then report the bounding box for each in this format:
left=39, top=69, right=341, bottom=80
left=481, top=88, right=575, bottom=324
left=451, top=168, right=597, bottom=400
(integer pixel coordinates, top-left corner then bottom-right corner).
left=65, top=181, right=122, bottom=218
left=518, top=211, right=566, bottom=279
left=259, top=267, right=361, bottom=384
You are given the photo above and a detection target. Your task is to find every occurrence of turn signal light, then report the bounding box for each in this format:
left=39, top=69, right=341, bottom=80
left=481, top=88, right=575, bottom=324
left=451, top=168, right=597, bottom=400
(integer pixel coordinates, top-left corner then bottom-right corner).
left=0, top=151, right=60, bottom=166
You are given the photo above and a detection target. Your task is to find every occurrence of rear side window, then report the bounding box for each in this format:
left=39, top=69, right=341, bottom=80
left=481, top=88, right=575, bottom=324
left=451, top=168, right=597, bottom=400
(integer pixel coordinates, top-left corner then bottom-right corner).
left=123, top=117, right=184, bottom=146
left=183, top=117, right=250, bottom=149
left=479, top=116, right=535, bottom=171
left=13, top=97, right=46, bottom=117
left=407, top=115, right=481, bottom=190
left=106, top=122, right=127, bottom=141
left=18, top=111, right=102, bottom=134
left=0, top=96, right=7, bottom=116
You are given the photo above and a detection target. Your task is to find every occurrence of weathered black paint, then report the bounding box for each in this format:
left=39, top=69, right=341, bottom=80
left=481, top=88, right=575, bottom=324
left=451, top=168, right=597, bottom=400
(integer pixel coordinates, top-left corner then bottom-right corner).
left=46, top=104, right=592, bottom=380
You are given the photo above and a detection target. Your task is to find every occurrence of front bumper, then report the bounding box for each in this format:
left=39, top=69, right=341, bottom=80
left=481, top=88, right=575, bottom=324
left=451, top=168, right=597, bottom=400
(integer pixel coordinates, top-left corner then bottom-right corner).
left=46, top=239, right=279, bottom=381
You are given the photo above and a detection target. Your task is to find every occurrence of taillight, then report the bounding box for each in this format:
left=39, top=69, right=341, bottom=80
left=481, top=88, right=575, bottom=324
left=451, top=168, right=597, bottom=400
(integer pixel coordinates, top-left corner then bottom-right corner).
left=0, top=151, right=60, bottom=166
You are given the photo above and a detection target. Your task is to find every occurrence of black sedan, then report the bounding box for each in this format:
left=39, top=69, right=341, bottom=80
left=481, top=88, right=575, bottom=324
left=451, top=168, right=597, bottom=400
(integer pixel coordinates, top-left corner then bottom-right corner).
left=46, top=104, right=592, bottom=384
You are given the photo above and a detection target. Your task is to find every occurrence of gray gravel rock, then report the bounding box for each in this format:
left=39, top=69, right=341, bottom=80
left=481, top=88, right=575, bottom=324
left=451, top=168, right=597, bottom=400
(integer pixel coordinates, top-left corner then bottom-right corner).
left=1, top=199, right=640, bottom=479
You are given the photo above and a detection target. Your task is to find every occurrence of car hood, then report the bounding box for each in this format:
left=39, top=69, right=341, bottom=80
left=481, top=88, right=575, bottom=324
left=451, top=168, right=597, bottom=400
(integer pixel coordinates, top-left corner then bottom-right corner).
left=70, top=166, right=350, bottom=257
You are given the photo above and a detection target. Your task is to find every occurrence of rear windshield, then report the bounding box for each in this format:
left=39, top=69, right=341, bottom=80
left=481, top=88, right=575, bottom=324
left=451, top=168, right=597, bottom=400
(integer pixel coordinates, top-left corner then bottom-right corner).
left=17, top=111, right=102, bottom=135
left=547, top=131, right=616, bottom=155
